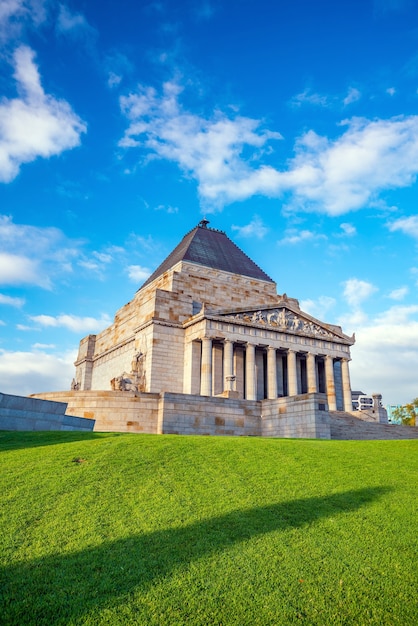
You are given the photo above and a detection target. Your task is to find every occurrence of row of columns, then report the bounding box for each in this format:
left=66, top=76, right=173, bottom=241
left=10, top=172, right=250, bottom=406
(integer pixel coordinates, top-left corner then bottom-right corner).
left=199, top=337, right=352, bottom=412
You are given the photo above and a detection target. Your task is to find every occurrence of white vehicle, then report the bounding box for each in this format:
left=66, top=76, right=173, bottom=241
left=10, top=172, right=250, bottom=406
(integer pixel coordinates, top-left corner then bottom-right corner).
left=357, top=395, right=374, bottom=410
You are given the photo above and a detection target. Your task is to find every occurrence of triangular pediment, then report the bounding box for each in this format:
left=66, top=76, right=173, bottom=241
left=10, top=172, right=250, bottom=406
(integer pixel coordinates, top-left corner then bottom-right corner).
left=211, top=305, right=354, bottom=344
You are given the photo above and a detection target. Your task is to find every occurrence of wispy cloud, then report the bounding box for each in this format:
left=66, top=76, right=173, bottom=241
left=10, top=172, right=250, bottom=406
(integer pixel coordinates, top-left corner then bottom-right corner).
left=127, top=265, right=151, bottom=282
left=0, top=46, right=86, bottom=183
left=56, top=3, right=89, bottom=33
left=0, top=252, right=47, bottom=287
left=118, top=78, right=418, bottom=215
left=30, top=313, right=111, bottom=333
left=343, top=87, right=361, bottom=106
left=0, top=292, right=25, bottom=307
left=388, top=286, right=408, bottom=300
left=231, top=216, right=268, bottom=239
left=0, top=214, right=82, bottom=288
left=118, top=79, right=282, bottom=210
left=300, top=296, right=336, bottom=320
left=340, top=222, right=357, bottom=236
left=277, top=229, right=327, bottom=245
left=290, top=88, right=329, bottom=108
left=342, top=278, right=378, bottom=309
left=388, top=214, right=418, bottom=238
left=0, top=0, right=48, bottom=42
left=284, top=116, right=418, bottom=215
left=348, top=304, right=418, bottom=404
left=0, top=347, right=76, bottom=395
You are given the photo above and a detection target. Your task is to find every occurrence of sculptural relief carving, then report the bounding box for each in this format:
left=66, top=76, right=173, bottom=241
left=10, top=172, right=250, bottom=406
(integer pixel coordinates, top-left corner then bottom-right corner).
left=110, top=351, right=147, bottom=393
left=230, top=308, right=335, bottom=338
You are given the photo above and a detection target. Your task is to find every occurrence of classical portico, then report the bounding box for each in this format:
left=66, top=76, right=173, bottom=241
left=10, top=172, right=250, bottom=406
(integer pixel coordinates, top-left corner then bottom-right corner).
left=183, top=302, right=353, bottom=412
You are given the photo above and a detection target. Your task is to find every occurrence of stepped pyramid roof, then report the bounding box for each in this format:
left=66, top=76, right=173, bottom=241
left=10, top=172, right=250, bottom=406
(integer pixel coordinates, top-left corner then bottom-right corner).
left=140, top=219, right=274, bottom=289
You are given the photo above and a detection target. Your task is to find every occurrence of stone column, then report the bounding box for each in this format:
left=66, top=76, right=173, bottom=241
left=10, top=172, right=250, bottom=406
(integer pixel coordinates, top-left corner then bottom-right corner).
left=325, top=355, right=337, bottom=411
left=223, top=340, right=234, bottom=390
left=245, top=343, right=257, bottom=400
left=200, top=337, right=212, bottom=396
left=341, top=358, right=352, bottom=412
left=267, top=346, right=278, bottom=399
left=307, top=352, right=317, bottom=393
left=287, top=349, right=298, bottom=396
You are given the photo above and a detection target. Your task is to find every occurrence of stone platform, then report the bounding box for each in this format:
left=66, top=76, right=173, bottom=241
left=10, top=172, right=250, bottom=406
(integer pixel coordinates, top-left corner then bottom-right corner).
left=32, top=390, right=330, bottom=438
left=30, top=390, right=418, bottom=440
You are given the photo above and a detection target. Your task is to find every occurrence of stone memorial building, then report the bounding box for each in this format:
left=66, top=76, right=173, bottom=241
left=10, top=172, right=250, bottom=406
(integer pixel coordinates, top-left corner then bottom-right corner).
left=35, top=220, right=402, bottom=438
left=75, top=219, right=354, bottom=411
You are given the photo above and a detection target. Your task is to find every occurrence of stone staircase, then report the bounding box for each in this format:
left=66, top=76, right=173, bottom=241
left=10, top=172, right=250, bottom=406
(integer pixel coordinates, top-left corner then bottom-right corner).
left=330, top=410, right=418, bottom=440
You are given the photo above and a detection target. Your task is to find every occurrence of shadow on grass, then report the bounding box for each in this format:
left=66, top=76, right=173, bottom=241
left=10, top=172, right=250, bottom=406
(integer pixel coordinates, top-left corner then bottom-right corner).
left=1, top=486, right=390, bottom=625
left=0, top=430, right=120, bottom=452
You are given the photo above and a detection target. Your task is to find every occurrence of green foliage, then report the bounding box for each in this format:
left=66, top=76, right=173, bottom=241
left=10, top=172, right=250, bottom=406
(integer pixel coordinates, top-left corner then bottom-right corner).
left=0, top=432, right=417, bottom=625
left=392, top=397, right=418, bottom=426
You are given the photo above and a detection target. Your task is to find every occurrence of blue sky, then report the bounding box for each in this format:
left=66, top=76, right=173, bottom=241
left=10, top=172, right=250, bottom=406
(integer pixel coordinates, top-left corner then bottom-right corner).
left=1, top=0, right=418, bottom=405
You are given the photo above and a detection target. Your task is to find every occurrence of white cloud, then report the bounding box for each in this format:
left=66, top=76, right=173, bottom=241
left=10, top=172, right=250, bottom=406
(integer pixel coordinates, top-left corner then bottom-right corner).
left=0, top=252, right=47, bottom=287
left=388, top=214, right=418, bottom=238
left=299, top=296, right=336, bottom=320
left=119, top=79, right=418, bottom=215
left=0, top=45, right=86, bottom=182
left=0, top=348, right=75, bottom=395
left=0, top=214, right=82, bottom=287
left=127, top=265, right=151, bottom=282
left=118, top=79, right=282, bottom=210
left=386, top=87, right=396, bottom=96
left=30, top=313, right=111, bottom=333
left=388, top=286, right=408, bottom=300
left=154, top=204, right=178, bottom=214
left=343, top=87, right=361, bottom=106
left=0, top=292, right=25, bottom=307
left=343, top=278, right=378, bottom=309
left=56, top=3, right=88, bottom=32
left=349, top=304, right=418, bottom=405
left=284, top=116, right=418, bottom=215
left=0, top=0, right=48, bottom=42
left=340, top=222, right=357, bottom=236
left=290, top=88, right=329, bottom=108
left=278, top=229, right=327, bottom=245
left=105, top=52, right=133, bottom=89
left=231, top=216, right=268, bottom=239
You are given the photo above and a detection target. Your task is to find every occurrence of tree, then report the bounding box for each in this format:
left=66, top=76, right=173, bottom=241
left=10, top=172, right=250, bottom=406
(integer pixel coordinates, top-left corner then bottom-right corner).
left=392, top=398, right=418, bottom=427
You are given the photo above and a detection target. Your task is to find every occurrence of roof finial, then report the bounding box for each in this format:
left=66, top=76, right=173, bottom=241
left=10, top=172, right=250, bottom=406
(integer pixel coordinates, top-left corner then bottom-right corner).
left=198, top=218, right=210, bottom=228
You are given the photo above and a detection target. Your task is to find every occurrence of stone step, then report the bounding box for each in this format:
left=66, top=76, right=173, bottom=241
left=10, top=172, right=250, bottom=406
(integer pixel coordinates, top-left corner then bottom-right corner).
left=329, top=410, right=418, bottom=440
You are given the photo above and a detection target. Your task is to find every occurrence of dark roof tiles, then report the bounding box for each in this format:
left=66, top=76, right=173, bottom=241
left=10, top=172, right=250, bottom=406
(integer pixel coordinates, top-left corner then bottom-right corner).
left=140, top=222, right=274, bottom=289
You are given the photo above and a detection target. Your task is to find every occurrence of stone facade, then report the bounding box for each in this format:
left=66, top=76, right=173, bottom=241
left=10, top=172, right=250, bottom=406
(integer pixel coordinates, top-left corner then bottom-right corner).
left=73, top=224, right=355, bottom=418
left=34, top=221, right=415, bottom=439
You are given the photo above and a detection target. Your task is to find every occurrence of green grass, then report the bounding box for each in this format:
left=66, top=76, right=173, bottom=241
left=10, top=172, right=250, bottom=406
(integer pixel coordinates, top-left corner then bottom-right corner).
left=0, top=432, right=417, bottom=625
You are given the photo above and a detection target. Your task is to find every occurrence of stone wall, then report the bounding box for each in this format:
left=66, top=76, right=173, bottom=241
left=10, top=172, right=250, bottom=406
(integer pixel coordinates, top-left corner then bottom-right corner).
left=32, top=391, right=160, bottom=433
left=159, top=392, right=261, bottom=436
left=261, top=393, right=331, bottom=439
left=0, top=392, right=95, bottom=432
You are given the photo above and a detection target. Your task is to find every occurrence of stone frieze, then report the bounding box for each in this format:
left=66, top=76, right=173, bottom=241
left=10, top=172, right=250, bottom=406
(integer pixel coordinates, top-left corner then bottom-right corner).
left=221, top=307, right=342, bottom=339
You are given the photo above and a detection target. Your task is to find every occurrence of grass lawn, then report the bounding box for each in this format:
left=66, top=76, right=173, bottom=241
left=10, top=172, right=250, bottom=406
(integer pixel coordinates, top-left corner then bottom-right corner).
left=0, top=432, right=417, bottom=625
